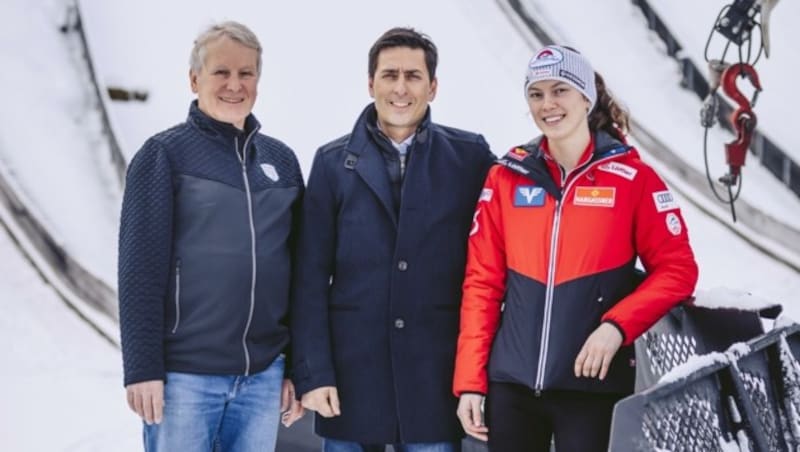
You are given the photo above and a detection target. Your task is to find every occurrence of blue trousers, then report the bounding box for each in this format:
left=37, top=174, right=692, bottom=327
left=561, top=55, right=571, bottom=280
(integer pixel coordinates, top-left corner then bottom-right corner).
left=144, top=355, right=284, bottom=452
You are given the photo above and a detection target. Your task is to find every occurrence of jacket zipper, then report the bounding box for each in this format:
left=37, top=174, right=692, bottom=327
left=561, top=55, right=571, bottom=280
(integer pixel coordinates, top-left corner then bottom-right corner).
left=235, top=130, right=259, bottom=376
left=533, top=153, right=622, bottom=392
left=171, top=259, right=182, bottom=334
left=534, top=200, right=563, bottom=392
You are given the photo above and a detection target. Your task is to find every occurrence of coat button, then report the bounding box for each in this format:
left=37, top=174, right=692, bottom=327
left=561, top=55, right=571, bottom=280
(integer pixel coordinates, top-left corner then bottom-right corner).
left=397, top=260, right=408, bottom=271
left=394, top=318, right=405, bottom=329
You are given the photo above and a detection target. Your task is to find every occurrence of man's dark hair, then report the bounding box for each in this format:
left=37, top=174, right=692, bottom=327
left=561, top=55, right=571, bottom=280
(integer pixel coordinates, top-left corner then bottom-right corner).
left=368, top=27, right=438, bottom=80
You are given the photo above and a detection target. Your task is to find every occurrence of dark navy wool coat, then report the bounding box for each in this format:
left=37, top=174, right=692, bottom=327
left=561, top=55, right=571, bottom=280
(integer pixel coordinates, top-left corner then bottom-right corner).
left=291, top=104, right=495, bottom=443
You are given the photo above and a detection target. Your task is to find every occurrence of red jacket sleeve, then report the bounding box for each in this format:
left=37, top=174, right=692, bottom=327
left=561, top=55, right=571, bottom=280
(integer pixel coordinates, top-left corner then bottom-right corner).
left=602, top=165, right=699, bottom=344
left=453, top=166, right=508, bottom=396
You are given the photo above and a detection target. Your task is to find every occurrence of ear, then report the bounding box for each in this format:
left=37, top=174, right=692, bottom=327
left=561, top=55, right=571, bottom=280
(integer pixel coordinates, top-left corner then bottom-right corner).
left=368, top=76, right=375, bottom=99
left=190, top=69, right=199, bottom=94
left=428, top=77, right=438, bottom=102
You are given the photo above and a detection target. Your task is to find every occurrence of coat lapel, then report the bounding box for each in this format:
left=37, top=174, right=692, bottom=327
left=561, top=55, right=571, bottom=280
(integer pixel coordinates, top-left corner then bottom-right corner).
left=350, top=143, right=397, bottom=227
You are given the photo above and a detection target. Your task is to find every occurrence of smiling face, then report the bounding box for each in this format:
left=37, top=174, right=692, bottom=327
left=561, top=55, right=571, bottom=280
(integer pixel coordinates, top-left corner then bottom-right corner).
left=527, top=79, right=591, bottom=143
left=190, top=36, right=259, bottom=130
left=368, top=46, right=437, bottom=143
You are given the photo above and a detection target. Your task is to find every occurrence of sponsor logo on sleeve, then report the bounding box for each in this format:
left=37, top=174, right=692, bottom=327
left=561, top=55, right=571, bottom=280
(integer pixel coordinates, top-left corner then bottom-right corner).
left=507, top=148, right=530, bottom=162
left=479, top=188, right=493, bottom=203
left=260, top=163, right=280, bottom=182
left=514, top=186, right=546, bottom=207
left=470, top=208, right=481, bottom=236
left=597, top=162, right=638, bottom=181
left=666, top=212, right=682, bottom=236
left=653, top=190, right=679, bottom=212
left=573, top=186, right=616, bottom=207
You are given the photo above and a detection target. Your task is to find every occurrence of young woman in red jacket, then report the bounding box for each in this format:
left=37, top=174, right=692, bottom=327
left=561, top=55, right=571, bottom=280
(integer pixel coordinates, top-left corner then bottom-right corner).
left=452, top=45, right=698, bottom=451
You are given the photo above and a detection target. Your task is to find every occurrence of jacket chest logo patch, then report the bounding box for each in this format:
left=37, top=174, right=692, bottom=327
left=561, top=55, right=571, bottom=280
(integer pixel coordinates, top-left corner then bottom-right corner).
left=573, top=186, right=615, bottom=207
left=260, top=163, right=280, bottom=182
left=597, top=162, right=637, bottom=180
left=507, top=148, right=530, bottom=162
left=514, top=186, right=545, bottom=207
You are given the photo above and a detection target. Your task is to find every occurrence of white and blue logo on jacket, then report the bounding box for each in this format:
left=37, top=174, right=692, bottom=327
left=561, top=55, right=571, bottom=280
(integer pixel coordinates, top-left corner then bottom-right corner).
left=514, top=186, right=545, bottom=207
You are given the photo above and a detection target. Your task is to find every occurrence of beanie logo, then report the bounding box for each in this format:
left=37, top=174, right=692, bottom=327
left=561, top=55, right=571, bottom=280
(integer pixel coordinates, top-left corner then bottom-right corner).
left=559, top=69, right=586, bottom=89
left=529, top=47, right=564, bottom=68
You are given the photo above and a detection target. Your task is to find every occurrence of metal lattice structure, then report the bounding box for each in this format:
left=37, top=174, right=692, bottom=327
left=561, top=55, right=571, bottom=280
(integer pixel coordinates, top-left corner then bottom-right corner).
left=612, top=323, right=800, bottom=451
left=643, top=332, right=698, bottom=377
left=641, top=391, right=727, bottom=451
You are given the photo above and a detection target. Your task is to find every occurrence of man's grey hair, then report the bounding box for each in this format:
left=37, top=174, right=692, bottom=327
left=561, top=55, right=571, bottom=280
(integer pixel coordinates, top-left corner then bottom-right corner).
left=189, top=21, right=262, bottom=75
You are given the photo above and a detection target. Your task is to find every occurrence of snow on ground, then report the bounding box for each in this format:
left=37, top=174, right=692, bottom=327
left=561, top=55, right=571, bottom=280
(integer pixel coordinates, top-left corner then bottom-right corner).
left=0, top=0, right=121, bottom=286
left=0, top=224, right=139, bottom=452
left=0, top=0, right=799, bottom=450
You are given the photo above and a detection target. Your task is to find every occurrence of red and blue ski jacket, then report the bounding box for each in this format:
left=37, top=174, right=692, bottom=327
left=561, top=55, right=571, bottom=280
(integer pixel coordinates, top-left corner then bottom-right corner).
left=453, top=131, right=698, bottom=396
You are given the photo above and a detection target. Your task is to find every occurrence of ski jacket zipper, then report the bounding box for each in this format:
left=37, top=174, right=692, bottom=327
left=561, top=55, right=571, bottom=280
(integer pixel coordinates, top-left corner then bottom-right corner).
left=235, top=130, right=259, bottom=376
left=533, top=153, right=622, bottom=391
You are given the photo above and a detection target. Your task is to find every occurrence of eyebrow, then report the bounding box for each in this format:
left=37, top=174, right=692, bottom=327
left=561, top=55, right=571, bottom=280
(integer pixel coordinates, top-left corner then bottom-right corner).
left=380, top=68, right=424, bottom=76
left=209, top=64, right=257, bottom=71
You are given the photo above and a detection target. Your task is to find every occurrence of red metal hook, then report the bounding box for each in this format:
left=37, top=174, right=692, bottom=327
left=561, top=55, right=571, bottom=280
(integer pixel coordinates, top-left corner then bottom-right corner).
left=720, top=63, right=762, bottom=185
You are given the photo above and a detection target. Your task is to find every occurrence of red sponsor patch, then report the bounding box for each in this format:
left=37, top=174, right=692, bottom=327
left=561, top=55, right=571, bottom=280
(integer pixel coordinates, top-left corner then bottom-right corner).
left=507, top=148, right=530, bottom=162
left=573, top=186, right=616, bottom=207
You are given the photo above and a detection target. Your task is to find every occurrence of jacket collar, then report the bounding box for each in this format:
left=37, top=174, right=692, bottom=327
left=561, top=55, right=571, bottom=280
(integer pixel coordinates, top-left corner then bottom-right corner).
left=498, top=130, right=632, bottom=201
left=187, top=100, right=261, bottom=148
left=342, top=103, right=434, bottom=227
left=345, top=103, right=432, bottom=155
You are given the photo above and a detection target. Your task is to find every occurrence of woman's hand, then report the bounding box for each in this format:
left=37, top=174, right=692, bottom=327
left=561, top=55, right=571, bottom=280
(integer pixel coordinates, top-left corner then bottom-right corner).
left=574, top=323, right=623, bottom=380
left=456, top=393, right=488, bottom=441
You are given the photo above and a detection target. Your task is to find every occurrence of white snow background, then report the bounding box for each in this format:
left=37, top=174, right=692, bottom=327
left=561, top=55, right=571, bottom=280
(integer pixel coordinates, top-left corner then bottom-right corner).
left=0, top=0, right=798, bottom=450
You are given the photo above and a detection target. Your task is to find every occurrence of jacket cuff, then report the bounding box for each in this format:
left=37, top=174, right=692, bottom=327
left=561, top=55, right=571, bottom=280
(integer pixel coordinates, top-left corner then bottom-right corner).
left=291, top=363, right=337, bottom=398
left=123, top=369, right=166, bottom=387
left=602, top=319, right=628, bottom=345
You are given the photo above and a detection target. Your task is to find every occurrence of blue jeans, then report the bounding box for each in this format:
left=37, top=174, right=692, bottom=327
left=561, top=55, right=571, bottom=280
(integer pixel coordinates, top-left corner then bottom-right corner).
left=322, top=438, right=460, bottom=452
left=144, top=354, right=284, bottom=452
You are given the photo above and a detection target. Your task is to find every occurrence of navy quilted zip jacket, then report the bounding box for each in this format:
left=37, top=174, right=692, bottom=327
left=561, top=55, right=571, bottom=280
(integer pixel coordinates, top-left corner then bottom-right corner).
left=118, top=101, right=303, bottom=386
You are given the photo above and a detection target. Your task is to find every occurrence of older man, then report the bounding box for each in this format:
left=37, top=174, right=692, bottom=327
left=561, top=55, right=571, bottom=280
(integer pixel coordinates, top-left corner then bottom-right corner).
left=118, top=21, right=303, bottom=451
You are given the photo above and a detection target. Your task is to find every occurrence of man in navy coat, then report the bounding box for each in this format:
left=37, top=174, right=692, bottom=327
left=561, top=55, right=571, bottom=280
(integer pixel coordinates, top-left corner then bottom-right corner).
left=291, top=27, right=496, bottom=452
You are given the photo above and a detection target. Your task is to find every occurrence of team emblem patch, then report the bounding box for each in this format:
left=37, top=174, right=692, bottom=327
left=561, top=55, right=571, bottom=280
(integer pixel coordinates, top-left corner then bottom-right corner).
left=597, top=162, right=637, bottom=181
left=261, top=163, right=279, bottom=182
left=652, top=190, right=678, bottom=212
left=666, top=212, right=682, bottom=236
left=529, top=47, right=564, bottom=68
left=573, top=186, right=615, bottom=207
left=479, top=188, right=493, bottom=203
left=507, top=148, right=530, bottom=162
left=514, top=186, right=545, bottom=207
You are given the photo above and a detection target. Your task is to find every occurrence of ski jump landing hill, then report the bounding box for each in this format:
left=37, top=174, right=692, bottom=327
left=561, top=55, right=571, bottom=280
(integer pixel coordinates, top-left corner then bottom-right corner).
left=1, top=0, right=798, bottom=450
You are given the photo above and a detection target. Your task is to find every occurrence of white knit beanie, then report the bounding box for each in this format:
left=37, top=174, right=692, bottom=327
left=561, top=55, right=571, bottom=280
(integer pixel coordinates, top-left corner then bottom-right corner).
left=524, top=45, right=597, bottom=111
